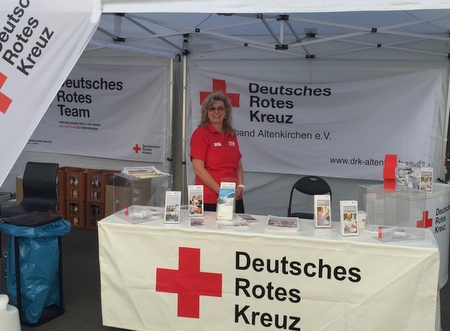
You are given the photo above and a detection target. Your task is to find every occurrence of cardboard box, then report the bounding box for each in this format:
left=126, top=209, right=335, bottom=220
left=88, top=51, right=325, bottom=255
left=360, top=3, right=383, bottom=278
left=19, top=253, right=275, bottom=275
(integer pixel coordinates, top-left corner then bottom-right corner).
left=105, top=184, right=115, bottom=217
left=105, top=172, right=172, bottom=219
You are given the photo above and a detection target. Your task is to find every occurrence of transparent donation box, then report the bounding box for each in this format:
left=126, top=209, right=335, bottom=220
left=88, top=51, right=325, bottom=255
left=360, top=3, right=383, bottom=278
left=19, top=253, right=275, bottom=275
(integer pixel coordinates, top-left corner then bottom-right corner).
left=112, top=172, right=171, bottom=223
left=358, top=184, right=426, bottom=241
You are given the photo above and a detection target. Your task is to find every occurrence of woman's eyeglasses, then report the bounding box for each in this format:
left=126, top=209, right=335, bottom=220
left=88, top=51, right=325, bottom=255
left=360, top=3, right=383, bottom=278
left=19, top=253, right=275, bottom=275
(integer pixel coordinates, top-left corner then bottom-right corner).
left=208, top=107, right=225, bottom=112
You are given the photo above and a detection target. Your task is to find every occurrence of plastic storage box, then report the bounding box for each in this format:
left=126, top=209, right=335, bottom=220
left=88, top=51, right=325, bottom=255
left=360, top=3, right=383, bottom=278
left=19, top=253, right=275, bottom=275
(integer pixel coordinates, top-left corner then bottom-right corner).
left=111, top=172, right=171, bottom=223
left=358, top=184, right=427, bottom=241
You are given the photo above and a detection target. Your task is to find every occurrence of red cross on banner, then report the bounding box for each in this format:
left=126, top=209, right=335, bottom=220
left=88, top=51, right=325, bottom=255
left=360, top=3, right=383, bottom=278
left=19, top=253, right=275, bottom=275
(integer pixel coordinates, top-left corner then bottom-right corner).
left=416, top=210, right=433, bottom=228
left=0, top=72, right=12, bottom=114
left=199, top=79, right=240, bottom=107
left=156, top=247, right=222, bottom=318
left=132, top=144, right=141, bottom=153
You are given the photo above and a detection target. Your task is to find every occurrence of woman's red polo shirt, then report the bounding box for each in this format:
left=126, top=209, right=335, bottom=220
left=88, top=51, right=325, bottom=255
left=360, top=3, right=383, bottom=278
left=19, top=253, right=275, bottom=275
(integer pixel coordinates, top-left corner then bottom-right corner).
left=190, top=123, right=242, bottom=204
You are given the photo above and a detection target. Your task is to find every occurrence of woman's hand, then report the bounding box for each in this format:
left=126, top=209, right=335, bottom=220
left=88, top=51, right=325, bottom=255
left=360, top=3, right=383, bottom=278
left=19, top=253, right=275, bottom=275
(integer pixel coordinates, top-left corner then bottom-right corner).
left=235, top=185, right=244, bottom=198
left=192, top=158, right=220, bottom=193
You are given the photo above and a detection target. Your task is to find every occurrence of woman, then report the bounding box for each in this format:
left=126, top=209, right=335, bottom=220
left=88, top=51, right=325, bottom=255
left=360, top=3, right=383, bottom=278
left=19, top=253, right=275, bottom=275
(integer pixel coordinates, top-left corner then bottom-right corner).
left=190, top=91, right=245, bottom=213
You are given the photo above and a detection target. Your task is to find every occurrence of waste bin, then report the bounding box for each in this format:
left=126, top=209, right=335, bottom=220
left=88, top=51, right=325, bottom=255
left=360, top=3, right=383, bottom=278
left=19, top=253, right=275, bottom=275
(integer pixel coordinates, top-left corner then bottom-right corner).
left=0, top=212, right=71, bottom=326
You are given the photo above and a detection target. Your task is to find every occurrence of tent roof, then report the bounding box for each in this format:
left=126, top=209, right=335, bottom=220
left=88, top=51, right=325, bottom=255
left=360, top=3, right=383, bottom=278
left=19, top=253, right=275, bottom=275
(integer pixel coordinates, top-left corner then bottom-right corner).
left=100, top=0, right=450, bottom=13
left=88, top=8, right=450, bottom=60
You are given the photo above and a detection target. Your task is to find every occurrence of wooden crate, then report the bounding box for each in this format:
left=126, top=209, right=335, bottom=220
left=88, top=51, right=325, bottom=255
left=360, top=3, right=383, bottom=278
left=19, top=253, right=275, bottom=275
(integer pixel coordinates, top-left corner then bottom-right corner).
left=61, top=167, right=87, bottom=201
left=55, top=198, right=66, bottom=219
left=85, top=201, right=106, bottom=230
left=86, top=170, right=118, bottom=203
left=66, top=199, right=86, bottom=228
left=56, top=168, right=66, bottom=200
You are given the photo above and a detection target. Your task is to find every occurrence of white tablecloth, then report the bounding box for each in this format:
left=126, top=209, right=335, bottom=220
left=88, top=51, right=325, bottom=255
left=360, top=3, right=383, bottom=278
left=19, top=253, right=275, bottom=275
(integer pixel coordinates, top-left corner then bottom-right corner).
left=98, top=208, right=439, bottom=331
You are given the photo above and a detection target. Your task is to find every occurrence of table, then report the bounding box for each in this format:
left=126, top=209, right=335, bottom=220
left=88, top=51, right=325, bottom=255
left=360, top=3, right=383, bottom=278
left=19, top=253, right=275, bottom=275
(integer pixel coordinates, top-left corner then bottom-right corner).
left=360, top=183, right=450, bottom=288
left=98, top=208, right=439, bottom=331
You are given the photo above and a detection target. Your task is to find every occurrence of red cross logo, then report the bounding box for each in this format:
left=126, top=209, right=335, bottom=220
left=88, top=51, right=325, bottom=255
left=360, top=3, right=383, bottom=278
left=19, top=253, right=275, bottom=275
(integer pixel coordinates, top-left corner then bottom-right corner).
left=132, top=144, right=141, bottom=153
left=200, top=79, right=240, bottom=107
left=156, top=247, right=222, bottom=318
left=0, top=72, right=12, bottom=114
left=416, top=210, right=433, bottom=228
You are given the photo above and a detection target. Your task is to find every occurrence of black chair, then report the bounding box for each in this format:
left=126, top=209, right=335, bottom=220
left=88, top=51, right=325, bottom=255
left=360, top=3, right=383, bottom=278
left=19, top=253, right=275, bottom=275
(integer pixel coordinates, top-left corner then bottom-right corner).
left=1, top=162, right=59, bottom=217
left=287, top=176, right=332, bottom=219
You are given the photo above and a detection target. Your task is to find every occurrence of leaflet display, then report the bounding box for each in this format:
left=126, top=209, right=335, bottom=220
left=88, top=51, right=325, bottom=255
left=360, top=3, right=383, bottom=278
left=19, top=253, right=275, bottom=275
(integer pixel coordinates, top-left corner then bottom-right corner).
left=164, top=191, right=181, bottom=224
left=314, top=195, right=331, bottom=228
left=340, top=200, right=358, bottom=236
left=188, top=185, right=204, bottom=216
left=217, top=182, right=236, bottom=220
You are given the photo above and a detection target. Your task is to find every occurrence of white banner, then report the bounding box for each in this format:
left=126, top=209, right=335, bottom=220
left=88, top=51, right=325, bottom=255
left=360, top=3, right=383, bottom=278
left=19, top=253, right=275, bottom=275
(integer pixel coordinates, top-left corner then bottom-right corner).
left=24, top=62, right=169, bottom=162
left=0, top=0, right=101, bottom=186
left=189, top=70, right=442, bottom=180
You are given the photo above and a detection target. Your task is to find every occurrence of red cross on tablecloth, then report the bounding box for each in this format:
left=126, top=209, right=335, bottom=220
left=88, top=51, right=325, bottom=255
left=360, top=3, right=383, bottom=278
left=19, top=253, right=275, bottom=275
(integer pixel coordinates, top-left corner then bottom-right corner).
left=156, top=247, right=222, bottom=318
left=200, top=79, right=240, bottom=107
left=416, top=210, right=433, bottom=228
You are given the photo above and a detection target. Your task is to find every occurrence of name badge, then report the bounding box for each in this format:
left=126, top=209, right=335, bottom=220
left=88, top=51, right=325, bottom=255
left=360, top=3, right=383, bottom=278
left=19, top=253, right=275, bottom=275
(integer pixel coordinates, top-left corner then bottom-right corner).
left=228, top=141, right=235, bottom=147
left=214, top=142, right=222, bottom=147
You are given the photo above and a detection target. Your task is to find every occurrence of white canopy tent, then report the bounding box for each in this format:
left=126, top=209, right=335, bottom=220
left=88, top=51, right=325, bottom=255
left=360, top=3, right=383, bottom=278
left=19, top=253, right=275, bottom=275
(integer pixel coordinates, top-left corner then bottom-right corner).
left=93, top=9, right=450, bottom=61
left=90, top=1, right=450, bottom=215
left=2, top=0, right=450, bottom=217
left=100, top=0, right=450, bottom=13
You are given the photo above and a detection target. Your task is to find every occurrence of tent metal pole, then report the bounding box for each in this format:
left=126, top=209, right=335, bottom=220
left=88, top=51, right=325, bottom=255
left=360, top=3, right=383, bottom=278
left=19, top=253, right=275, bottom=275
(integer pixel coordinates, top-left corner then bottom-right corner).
left=167, top=58, right=174, bottom=179
left=280, top=19, right=285, bottom=44
left=181, top=54, right=188, bottom=202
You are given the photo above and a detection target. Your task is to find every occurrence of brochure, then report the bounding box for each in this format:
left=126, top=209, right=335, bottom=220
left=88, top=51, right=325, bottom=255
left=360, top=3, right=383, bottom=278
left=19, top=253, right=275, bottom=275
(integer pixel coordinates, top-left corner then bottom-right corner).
left=126, top=206, right=164, bottom=223
left=364, top=224, right=424, bottom=242
left=164, top=191, right=181, bottom=224
left=314, top=194, right=331, bottom=228
left=396, top=162, right=421, bottom=189
left=419, top=167, right=433, bottom=193
left=216, top=219, right=250, bottom=231
left=122, top=166, right=170, bottom=178
left=189, top=217, right=205, bottom=227
left=217, top=182, right=236, bottom=220
left=236, top=213, right=259, bottom=223
left=266, top=215, right=300, bottom=232
left=340, top=200, right=358, bottom=236
left=188, top=185, right=204, bottom=216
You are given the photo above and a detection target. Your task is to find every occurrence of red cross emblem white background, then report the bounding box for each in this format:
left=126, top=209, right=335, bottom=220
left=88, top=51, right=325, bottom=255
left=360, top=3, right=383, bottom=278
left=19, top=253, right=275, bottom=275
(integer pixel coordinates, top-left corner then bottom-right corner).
left=156, top=247, right=222, bottom=318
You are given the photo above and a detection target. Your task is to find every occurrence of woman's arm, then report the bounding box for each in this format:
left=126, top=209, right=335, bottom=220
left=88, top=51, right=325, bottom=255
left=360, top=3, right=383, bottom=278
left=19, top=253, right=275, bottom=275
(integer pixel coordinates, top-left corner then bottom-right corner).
left=192, top=158, right=220, bottom=194
left=236, top=160, right=244, bottom=198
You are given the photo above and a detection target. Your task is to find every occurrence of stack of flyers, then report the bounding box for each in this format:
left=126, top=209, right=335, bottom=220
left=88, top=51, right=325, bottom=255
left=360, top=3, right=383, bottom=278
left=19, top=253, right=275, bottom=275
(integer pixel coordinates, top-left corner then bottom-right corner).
left=216, top=219, right=249, bottom=231
left=190, top=217, right=205, bottom=227
left=236, top=214, right=259, bottom=224
left=266, top=215, right=300, bottom=232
